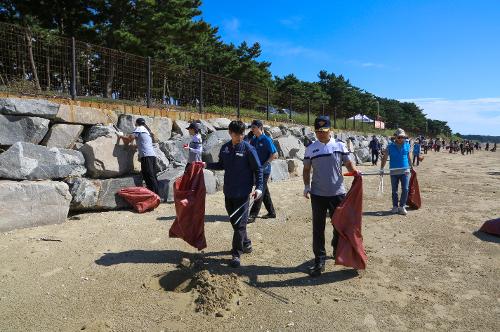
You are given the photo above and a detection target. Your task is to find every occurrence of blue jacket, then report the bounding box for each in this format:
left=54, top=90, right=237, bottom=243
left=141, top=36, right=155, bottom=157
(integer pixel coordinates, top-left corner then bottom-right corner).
left=249, top=134, right=277, bottom=175
left=207, top=140, right=263, bottom=198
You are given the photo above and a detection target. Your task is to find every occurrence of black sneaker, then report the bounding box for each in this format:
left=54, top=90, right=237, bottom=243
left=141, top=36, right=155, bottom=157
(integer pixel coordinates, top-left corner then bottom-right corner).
left=261, top=213, right=276, bottom=219
left=229, top=256, right=241, bottom=268
left=247, top=215, right=257, bottom=224
left=308, top=262, right=325, bottom=277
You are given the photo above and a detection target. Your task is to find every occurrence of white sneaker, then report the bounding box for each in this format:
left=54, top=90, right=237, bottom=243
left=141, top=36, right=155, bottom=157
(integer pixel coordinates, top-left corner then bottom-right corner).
left=398, top=206, right=408, bottom=215
left=391, top=207, right=399, bottom=214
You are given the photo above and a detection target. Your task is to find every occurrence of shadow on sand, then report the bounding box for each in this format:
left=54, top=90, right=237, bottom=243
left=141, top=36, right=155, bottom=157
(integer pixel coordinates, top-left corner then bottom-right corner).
left=95, top=249, right=359, bottom=299
left=473, top=231, right=500, bottom=244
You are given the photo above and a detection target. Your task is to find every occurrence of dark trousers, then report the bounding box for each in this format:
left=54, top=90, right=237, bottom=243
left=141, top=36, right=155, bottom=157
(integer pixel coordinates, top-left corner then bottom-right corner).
left=311, top=193, right=345, bottom=264
left=371, top=151, right=379, bottom=165
left=225, top=196, right=251, bottom=258
left=412, top=154, right=420, bottom=166
left=250, top=173, right=276, bottom=217
left=140, top=156, right=159, bottom=195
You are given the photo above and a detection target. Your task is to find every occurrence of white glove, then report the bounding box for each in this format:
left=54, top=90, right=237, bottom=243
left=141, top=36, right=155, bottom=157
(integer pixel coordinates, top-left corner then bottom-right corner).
left=253, top=189, right=263, bottom=200
left=116, top=130, right=124, bottom=137
left=303, top=185, right=311, bottom=199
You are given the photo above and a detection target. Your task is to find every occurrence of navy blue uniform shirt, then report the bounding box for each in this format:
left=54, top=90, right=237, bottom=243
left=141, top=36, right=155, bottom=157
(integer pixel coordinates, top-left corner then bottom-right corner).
left=207, top=140, right=263, bottom=198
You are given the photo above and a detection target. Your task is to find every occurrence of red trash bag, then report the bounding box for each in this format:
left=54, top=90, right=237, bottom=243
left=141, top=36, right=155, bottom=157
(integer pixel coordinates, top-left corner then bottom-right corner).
left=169, top=162, right=207, bottom=250
left=117, top=187, right=160, bottom=213
left=331, top=175, right=367, bottom=270
left=479, top=218, right=500, bottom=236
left=407, top=169, right=422, bottom=209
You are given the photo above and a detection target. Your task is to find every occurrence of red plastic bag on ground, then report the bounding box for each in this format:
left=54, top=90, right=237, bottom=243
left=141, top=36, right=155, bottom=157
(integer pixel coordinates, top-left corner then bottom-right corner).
left=479, top=218, right=500, bottom=236
left=331, top=175, right=367, bottom=270
left=407, top=169, right=422, bottom=209
left=117, top=187, right=160, bottom=213
left=169, top=162, right=207, bottom=250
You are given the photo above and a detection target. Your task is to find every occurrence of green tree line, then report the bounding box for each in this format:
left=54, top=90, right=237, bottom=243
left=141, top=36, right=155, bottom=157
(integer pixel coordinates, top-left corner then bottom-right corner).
left=0, top=0, right=452, bottom=136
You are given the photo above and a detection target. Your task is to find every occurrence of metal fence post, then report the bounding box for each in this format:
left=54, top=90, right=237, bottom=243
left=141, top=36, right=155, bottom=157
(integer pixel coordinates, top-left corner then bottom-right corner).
left=71, top=37, right=76, bottom=100
left=266, top=87, right=270, bottom=121
left=199, top=69, right=203, bottom=114
left=237, top=80, right=241, bottom=119
left=333, top=107, right=337, bottom=129
left=307, top=99, right=311, bottom=125
left=289, top=94, right=292, bottom=120
left=146, top=56, right=151, bottom=108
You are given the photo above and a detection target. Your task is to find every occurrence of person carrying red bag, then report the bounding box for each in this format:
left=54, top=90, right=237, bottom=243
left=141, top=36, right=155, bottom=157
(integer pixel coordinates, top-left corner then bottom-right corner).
left=303, top=116, right=359, bottom=277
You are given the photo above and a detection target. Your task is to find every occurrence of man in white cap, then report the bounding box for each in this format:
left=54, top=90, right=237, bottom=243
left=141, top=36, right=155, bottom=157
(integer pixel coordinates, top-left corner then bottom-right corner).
left=380, top=128, right=412, bottom=215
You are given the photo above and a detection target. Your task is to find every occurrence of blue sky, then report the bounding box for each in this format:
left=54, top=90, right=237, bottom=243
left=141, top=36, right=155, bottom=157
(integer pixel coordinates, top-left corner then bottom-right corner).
left=200, top=0, right=500, bottom=135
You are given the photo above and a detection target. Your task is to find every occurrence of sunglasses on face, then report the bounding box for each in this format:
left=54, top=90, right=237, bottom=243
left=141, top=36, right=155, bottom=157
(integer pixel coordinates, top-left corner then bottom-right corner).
left=396, top=136, right=405, bottom=139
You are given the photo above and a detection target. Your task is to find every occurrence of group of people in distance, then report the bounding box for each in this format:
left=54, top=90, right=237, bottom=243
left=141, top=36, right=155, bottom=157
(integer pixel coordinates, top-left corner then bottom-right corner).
left=116, top=115, right=493, bottom=278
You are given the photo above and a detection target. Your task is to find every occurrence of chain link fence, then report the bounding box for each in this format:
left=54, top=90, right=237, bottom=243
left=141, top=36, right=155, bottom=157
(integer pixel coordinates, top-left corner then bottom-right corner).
left=0, top=22, right=364, bottom=127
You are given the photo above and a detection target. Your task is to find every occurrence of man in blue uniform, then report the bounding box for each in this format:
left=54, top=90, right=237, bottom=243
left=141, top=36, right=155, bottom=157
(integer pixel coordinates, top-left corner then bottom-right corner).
left=248, top=119, right=278, bottom=223
left=206, top=120, right=263, bottom=268
left=303, top=116, right=358, bottom=277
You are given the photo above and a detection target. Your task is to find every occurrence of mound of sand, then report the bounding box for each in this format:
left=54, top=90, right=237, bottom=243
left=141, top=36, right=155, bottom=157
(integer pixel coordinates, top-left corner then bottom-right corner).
left=191, top=270, right=244, bottom=315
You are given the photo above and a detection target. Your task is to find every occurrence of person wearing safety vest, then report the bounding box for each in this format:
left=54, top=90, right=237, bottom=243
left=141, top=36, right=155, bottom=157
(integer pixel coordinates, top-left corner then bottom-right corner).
left=380, top=128, right=413, bottom=215
left=303, top=116, right=359, bottom=277
left=206, top=120, right=264, bottom=268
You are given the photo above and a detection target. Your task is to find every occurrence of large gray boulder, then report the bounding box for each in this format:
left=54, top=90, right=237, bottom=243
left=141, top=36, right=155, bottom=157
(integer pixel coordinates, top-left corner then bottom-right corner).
left=0, top=114, right=50, bottom=146
left=97, top=176, right=144, bottom=210
left=213, top=170, right=225, bottom=191
left=198, top=120, right=216, bottom=136
left=42, top=123, right=84, bottom=149
left=172, top=119, right=190, bottom=137
left=207, top=117, right=231, bottom=130
left=202, top=130, right=230, bottom=163
left=270, top=159, right=289, bottom=182
left=0, top=180, right=72, bottom=232
left=55, top=104, right=118, bottom=125
left=117, top=114, right=173, bottom=142
left=79, top=134, right=137, bottom=178
left=83, top=124, right=117, bottom=142
left=275, top=136, right=305, bottom=160
left=287, top=159, right=303, bottom=177
left=203, top=169, right=217, bottom=194
left=159, top=136, right=191, bottom=166
left=354, top=147, right=371, bottom=163
left=66, top=177, right=99, bottom=211
left=66, top=176, right=144, bottom=211
left=265, top=126, right=283, bottom=139
left=153, top=143, right=169, bottom=171
left=0, top=98, right=59, bottom=119
left=0, top=142, right=86, bottom=180
left=157, top=167, right=185, bottom=202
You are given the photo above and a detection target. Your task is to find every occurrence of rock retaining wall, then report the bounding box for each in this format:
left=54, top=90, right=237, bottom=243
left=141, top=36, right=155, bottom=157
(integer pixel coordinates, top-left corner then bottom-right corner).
left=0, top=96, right=386, bottom=231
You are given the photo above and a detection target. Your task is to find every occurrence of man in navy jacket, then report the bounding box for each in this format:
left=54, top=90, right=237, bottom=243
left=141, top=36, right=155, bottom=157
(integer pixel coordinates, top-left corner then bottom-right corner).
left=206, top=120, right=263, bottom=268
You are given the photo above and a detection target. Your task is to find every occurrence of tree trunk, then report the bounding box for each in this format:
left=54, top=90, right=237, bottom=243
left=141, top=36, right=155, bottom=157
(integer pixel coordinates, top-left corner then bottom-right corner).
left=104, top=58, right=115, bottom=98
left=46, top=52, right=50, bottom=91
left=25, top=29, right=41, bottom=91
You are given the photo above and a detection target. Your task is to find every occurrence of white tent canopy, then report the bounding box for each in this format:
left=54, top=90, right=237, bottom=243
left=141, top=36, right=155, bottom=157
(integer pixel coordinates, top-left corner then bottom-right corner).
left=347, top=114, right=374, bottom=122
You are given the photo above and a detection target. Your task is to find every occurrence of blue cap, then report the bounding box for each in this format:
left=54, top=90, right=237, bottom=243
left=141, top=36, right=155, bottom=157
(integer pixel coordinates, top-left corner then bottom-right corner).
left=314, top=116, right=331, bottom=131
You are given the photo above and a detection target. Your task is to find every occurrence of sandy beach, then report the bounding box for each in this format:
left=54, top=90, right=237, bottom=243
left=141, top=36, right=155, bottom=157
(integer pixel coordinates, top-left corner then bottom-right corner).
left=1, top=149, right=499, bottom=331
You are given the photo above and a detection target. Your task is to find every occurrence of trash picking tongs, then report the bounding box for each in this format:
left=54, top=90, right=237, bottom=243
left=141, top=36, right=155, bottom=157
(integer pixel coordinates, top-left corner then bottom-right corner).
left=343, top=167, right=411, bottom=194
left=229, top=195, right=256, bottom=225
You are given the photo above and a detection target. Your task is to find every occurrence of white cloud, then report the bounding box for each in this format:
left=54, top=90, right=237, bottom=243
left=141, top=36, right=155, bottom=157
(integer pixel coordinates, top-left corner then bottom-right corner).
left=222, top=18, right=240, bottom=37
left=399, top=97, right=500, bottom=135
left=279, top=16, right=303, bottom=28
left=346, top=60, right=390, bottom=69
